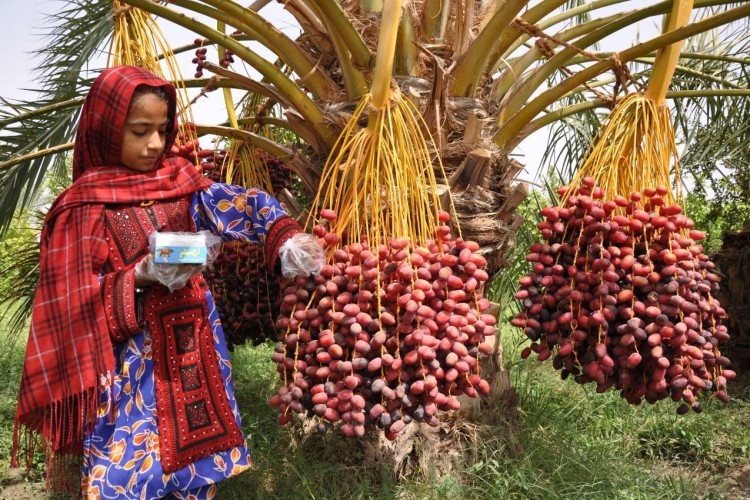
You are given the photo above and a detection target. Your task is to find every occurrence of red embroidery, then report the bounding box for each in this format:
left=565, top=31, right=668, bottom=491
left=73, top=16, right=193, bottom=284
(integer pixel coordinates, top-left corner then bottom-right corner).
left=265, top=216, right=301, bottom=270
left=100, top=270, right=140, bottom=341
left=179, top=364, right=201, bottom=392
left=104, top=198, right=191, bottom=269
left=102, top=199, right=242, bottom=473
left=174, top=323, right=197, bottom=354
left=146, top=285, right=243, bottom=473
left=185, top=401, right=211, bottom=431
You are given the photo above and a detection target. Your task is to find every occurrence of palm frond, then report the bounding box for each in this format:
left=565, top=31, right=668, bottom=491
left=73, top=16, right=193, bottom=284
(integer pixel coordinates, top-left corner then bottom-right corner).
left=0, top=0, right=114, bottom=232
left=539, top=110, right=603, bottom=185
left=34, top=0, right=113, bottom=97
left=535, top=11, right=750, bottom=189
left=0, top=97, right=79, bottom=231
left=0, top=212, right=41, bottom=340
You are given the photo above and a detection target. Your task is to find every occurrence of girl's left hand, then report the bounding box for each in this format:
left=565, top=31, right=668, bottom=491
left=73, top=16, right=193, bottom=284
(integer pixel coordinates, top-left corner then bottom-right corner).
left=279, top=233, right=326, bottom=278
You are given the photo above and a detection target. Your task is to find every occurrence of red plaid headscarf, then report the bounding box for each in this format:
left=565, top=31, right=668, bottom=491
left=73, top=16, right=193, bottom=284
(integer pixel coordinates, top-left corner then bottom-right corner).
left=13, top=67, right=212, bottom=475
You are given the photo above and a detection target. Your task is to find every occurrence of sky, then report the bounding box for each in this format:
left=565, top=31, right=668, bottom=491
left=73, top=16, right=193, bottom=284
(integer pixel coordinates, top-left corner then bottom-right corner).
left=0, top=0, right=298, bottom=125
left=0, top=0, right=50, bottom=102
left=0, top=0, right=662, bottom=183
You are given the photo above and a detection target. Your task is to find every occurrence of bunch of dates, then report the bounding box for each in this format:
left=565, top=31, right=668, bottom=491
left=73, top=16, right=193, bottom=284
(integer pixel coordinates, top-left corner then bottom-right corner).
left=204, top=241, right=281, bottom=347
left=513, top=179, right=734, bottom=413
left=270, top=210, right=497, bottom=439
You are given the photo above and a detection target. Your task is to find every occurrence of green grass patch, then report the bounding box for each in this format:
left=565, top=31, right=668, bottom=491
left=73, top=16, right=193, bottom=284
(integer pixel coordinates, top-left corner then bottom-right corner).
left=1, top=315, right=748, bottom=499
left=221, top=342, right=397, bottom=499
left=491, top=326, right=750, bottom=499
left=0, top=307, right=44, bottom=489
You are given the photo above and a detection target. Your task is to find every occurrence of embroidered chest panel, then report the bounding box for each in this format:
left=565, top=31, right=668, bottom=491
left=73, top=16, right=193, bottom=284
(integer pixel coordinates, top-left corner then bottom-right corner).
left=103, top=198, right=193, bottom=270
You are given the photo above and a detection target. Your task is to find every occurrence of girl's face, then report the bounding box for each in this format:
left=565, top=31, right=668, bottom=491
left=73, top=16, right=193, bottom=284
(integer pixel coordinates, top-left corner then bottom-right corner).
left=120, top=93, right=170, bottom=172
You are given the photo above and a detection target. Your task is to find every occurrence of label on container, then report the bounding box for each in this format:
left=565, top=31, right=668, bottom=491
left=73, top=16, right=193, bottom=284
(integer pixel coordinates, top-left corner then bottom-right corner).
left=153, top=245, right=207, bottom=264
left=152, top=232, right=208, bottom=264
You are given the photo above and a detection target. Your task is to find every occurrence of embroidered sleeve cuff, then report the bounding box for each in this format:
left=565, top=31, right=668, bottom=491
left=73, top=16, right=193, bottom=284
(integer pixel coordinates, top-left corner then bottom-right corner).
left=264, top=216, right=302, bottom=272
left=101, top=268, right=143, bottom=341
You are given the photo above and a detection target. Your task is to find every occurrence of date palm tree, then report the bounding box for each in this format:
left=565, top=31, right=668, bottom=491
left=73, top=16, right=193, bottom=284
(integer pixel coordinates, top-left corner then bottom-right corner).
left=0, top=0, right=747, bottom=329
left=1, top=0, right=748, bottom=219
left=1, top=0, right=750, bottom=480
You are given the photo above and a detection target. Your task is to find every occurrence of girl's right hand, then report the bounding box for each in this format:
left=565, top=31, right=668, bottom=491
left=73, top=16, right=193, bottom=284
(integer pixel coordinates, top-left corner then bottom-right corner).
left=134, top=254, right=158, bottom=287
left=134, top=254, right=158, bottom=288
left=134, top=253, right=205, bottom=292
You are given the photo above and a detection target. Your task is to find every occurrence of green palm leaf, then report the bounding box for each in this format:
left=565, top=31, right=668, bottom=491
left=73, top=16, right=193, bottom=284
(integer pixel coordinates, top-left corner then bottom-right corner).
left=2, top=0, right=750, bottom=336
left=0, top=0, right=113, bottom=232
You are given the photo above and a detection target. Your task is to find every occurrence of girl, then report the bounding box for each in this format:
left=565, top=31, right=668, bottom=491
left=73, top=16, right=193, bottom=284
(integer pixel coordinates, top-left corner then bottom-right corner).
left=12, top=66, right=323, bottom=499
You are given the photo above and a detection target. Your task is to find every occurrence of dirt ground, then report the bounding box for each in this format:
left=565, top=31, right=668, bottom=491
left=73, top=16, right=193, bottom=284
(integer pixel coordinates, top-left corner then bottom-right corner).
left=1, top=468, right=45, bottom=500
left=721, top=463, right=750, bottom=500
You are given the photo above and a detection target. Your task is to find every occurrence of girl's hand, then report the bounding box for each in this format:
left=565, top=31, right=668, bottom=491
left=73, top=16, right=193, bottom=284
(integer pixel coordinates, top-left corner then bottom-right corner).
left=134, top=254, right=158, bottom=287
left=134, top=253, right=205, bottom=292
left=279, top=233, right=326, bottom=278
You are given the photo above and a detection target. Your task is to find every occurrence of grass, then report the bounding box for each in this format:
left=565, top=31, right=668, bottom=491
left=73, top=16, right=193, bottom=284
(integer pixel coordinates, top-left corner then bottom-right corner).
left=0, top=310, right=29, bottom=482
left=490, top=327, right=750, bottom=500
left=1, top=317, right=749, bottom=499
left=215, top=325, right=750, bottom=499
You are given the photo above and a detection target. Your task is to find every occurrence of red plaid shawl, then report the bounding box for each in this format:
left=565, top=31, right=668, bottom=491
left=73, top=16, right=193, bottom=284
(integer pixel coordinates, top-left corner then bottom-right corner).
left=13, top=67, right=212, bottom=473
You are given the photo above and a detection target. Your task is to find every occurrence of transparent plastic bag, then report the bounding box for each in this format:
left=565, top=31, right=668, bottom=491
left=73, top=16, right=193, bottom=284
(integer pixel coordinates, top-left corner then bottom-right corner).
left=279, top=232, right=326, bottom=278
left=135, top=231, right=222, bottom=292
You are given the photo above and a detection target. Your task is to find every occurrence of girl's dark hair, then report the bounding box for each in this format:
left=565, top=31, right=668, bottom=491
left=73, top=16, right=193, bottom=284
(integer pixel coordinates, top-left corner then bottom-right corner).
left=131, top=84, right=171, bottom=105
left=130, top=84, right=175, bottom=131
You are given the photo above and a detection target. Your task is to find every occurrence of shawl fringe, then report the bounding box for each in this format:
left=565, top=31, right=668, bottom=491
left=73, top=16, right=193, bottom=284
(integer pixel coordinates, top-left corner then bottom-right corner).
left=12, top=383, right=102, bottom=495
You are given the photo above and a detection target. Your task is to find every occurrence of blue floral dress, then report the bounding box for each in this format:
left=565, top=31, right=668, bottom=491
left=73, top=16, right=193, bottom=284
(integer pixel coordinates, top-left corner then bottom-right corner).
left=81, top=184, right=288, bottom=500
